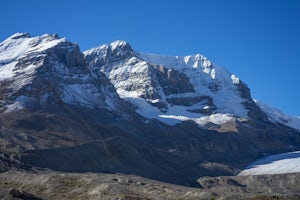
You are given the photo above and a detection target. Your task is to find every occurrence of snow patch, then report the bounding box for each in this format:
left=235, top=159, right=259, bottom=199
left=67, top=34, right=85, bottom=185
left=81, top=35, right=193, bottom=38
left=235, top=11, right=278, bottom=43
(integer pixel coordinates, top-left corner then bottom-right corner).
left=123, top=93, right=235, bottom=127
left=231, top=74, right=240, bottom=84
left=196, top=113, right=234, bottom=125
left=159, top=113, right=234, bottom=126
left=0, top=62, right=17, bottom=80
left=4, top=95, right=34, bottom=113
left=60, top=84, right=101, bottom=107
left=59, top=83, right=116, bottom=110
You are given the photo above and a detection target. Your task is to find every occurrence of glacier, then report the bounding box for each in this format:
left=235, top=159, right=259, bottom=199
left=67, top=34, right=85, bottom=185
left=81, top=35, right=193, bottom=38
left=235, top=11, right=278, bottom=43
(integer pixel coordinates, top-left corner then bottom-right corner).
left=239, top=151, right=300, bottom=176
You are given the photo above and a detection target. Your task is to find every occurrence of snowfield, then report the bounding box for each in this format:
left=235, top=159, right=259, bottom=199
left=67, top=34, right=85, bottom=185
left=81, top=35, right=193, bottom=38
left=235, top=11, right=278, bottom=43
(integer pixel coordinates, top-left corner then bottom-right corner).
left=239, top=151, right=300, bottom=176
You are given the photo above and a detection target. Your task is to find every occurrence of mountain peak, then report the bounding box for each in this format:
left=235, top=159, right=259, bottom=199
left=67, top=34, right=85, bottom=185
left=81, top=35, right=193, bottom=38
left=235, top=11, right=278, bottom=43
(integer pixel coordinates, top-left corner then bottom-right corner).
left=84, top=40, right=137, bottom=68
left=0, top=33, right=70, bottom=66
left=9, top=32, right=31, bottom=40
left=110, top=40, right=130, bottom=51
left=40, top=33, right=60, bottom=40
left=84, top=40, right=134, bottom=56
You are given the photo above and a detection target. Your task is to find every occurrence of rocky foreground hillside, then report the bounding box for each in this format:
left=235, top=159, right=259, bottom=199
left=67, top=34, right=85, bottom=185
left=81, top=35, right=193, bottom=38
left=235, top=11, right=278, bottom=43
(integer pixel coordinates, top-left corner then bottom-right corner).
left=0, top=170, right=299, bottom=200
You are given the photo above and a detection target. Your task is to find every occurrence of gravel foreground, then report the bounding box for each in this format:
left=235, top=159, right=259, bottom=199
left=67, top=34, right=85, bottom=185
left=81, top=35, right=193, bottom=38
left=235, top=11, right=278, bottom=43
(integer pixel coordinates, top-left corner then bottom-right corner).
left=0, top=170, right=299, bottom=200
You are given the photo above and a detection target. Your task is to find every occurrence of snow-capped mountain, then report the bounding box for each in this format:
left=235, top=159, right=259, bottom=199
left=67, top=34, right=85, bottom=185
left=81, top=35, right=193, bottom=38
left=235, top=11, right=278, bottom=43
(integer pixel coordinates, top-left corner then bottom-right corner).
left=84, top=40, right=300, bottom=131
left=1, top=33, right=300, bottom=186
left=2, top=33, right=299, bottom=132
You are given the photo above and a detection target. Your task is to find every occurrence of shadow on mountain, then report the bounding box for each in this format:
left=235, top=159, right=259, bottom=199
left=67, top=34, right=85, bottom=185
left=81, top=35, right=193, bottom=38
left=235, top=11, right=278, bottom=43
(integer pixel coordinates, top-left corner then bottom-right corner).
left=20, top=136, right=205, bottom=187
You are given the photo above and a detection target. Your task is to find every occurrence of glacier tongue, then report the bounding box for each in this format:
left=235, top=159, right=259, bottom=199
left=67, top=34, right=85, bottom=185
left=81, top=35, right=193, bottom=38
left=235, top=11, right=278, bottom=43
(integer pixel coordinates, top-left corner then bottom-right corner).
left=239, top=151, right=300, bottom=176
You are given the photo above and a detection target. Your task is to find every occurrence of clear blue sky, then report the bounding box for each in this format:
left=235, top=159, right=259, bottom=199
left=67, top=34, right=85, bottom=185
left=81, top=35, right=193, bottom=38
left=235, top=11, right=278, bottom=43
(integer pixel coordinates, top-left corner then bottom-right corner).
left=1, top=0, right=299, bottom=116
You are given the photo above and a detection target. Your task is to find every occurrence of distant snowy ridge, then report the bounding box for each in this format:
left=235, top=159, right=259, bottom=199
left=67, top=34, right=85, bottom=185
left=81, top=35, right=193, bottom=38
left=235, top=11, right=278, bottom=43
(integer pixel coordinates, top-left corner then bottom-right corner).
left=239, top=151, right=300, bottom=176
left=255, top=100, right=300, bottom=131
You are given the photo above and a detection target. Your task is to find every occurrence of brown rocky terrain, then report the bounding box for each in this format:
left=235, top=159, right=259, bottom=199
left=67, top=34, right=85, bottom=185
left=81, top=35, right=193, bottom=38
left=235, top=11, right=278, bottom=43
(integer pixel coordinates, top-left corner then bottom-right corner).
left=0, top=170, right=299, bottom=200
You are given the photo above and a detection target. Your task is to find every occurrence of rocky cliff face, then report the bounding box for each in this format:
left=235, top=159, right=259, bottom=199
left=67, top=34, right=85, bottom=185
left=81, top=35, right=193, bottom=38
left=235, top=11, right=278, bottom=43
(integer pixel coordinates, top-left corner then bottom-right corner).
left=1, top=33, right=300, bottom=187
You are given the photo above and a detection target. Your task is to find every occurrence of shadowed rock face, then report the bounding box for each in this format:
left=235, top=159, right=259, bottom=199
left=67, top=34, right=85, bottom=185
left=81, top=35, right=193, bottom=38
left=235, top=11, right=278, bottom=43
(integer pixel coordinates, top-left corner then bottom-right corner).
left=154, top=65, right=195, bottom=95
left=166, top=95, right=213, bottom=107
left=0, top=33, right=300, bottom=188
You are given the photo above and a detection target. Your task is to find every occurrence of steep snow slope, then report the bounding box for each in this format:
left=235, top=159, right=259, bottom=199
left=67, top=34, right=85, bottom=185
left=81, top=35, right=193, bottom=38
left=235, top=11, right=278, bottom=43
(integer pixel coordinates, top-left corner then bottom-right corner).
left=0, top=33, right=65, bottom=81
left=239, top=151, right=300, bottom=175
left=0, top=33, right=120, bottom=113
left=0, top=33, right=65, bottom=66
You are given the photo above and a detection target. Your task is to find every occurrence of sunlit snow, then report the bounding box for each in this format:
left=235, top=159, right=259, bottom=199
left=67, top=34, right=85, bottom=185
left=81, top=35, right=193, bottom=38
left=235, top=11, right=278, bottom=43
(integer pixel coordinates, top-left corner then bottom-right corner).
left=0, top=33, right=65, bottom=81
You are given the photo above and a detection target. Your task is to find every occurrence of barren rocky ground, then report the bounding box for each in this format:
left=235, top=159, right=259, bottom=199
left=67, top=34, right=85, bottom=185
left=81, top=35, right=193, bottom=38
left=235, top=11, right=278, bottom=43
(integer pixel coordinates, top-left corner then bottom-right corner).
left=0, top=170, right=299, bottom=200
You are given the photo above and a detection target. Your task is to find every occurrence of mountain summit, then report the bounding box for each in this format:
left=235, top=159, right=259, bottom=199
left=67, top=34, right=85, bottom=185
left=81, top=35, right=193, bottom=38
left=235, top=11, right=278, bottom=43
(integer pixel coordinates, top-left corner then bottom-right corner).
left=0, top=33, right=300, bottom=186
